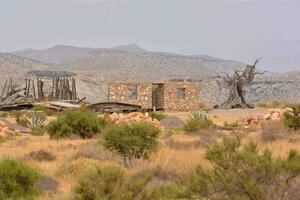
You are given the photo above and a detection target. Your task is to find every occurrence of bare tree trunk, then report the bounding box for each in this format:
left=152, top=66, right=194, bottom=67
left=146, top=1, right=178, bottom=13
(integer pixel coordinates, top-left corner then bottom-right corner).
left=218, top=59, right=262, bottom=109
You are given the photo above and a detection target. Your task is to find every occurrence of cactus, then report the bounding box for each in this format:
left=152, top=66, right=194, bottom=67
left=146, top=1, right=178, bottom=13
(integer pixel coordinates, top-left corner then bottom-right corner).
left=190, top=110, right=208, bottom=121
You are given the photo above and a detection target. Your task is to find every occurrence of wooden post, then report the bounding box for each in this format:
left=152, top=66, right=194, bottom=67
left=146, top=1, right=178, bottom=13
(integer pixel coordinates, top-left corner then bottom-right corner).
left=51, top=77, right=55, bottom=100
left=25, top=78, right=28, bottom=95
left=1, top=80, right=7, bottom=99
left=32, top=79, right=36, bottom=101
left=27, top=79, right=31, bottom=96
left=41, top=80, right=44, bottom=101
left=6, top=78, right=12, bottom=96
left=72, top=78, right=77, bottom=100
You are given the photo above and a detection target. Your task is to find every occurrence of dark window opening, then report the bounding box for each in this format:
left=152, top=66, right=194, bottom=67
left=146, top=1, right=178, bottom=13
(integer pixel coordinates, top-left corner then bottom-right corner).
left=128, top=85, right=138, bottom=100
left=176, top=88, right=186, bottom=100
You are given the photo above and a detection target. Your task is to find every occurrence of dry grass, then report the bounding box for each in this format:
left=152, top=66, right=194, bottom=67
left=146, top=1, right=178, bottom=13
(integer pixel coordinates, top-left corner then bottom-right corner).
left=1, top=111, right=300, bottom=199
left=261, top=120, right=288, bottom=142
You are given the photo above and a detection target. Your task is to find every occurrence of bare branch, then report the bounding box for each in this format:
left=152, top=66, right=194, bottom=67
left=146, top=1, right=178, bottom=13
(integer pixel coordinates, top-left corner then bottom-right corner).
left=253, top=71, right=268, bottom=75
left=252, top=57, right=262, bottom=68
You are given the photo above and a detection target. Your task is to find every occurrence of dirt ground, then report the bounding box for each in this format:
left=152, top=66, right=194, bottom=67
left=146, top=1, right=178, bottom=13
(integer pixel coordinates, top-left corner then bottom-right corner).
left=167, top=107, right=271, bottom=125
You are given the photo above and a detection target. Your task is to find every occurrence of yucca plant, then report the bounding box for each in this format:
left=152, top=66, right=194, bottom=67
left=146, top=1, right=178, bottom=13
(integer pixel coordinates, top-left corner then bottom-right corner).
left=190, top=110, right=208, bottom=121
left=18, top=111, right=46, bottom=129
left=17, top=111, right=47, bottom=135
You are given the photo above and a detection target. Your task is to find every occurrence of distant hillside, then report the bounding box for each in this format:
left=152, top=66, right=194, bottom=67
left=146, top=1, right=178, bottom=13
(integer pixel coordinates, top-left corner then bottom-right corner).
left=0, top=53, right=49, bottom=71
left=8, top=45, right=300, bottom=104
left=13, top=44, right=246, bottom=74
left=13, top=45, right=97, bottom=64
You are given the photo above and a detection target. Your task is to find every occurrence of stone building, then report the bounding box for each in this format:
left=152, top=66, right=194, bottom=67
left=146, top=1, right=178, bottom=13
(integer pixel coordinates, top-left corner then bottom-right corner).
left=108, top=81, right=199, bottom=112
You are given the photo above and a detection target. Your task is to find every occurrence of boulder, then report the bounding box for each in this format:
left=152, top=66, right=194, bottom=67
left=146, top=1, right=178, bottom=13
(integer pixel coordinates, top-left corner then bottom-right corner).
left=271, top=112, right=281, bottom=121
left=160, top=116, right=185, bottom=128
left=263, top=113, right=272, bottom=120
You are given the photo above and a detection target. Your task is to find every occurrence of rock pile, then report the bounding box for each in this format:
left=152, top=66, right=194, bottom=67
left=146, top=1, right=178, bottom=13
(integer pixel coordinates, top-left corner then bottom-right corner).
left=246, top=107, right=293, bottom=126
left=109, top=112, right=161, bottom=127
left=0, top=121, right=9, bottom=137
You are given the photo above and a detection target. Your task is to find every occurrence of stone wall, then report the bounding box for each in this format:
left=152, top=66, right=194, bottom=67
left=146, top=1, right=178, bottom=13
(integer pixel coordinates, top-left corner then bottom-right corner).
left=163, top=82, right=199, bottom=112
left=109, top=82, right=152, bottom=108
left=152, top=84, right=164, bottom=109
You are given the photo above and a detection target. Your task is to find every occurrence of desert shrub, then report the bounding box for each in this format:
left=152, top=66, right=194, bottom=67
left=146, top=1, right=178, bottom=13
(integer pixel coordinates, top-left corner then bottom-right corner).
left=39, top=176, right=59, bottom=193
left=74, top=166, right=162, bottom=200
left=224, top=120, right=240, bottom=128
left=103, top=122, right=160, bottom=164
left=261, top=120, right=288, bottom=141
left=0, top=112, right=8, bottom=118
left=184, top=119, right=213, bottom=132
left=74, top=165, right=124, bottom=200
left=257, top=100, right=289, bottom=109
left=16, top=111, right=47, bottom=135
left=47, top=118, right=73, bottom=139
left=57, top=158, right=102, bottom=178
left=47, top=108, right=105, bottom=139
left=190, top=110, right=208, bottom=121
left=32, top=104, right=57, bottom=116
left=9, top=110, right=27, bottom=118
left=74, top=144, right=118, bottom=162
left=148, top=112, right=166, bottom=121
left=283, top=104, right=300, bottom=131
left=0, top=135, right=14, bottom=144
left=174, top=137, right=300, bottom=200
left=184, top=111, right=213, bottom=132
left=0, top=159, right=41, bottom=200
left=25, top=150, right=56, bottom=162
left=164, top=137, right=202, bottom=150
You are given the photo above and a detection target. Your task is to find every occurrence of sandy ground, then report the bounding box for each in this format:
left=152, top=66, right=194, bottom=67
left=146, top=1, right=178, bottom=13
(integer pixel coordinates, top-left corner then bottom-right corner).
left=166, top=108, right=271, bottom=125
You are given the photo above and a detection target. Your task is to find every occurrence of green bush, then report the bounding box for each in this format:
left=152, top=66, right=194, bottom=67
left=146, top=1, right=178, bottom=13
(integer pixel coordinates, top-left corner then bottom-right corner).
left=74, top=165, right=124, bottom=200
left=74, top=166, right=162, bottom=200
left=47, top=108, right=105, bottom=139
left=283, top=105, right=300, bottom=130
left=148, top=112, right=166, bottom=121
left=103, top=122, right=160, bottom=164
left=0, top=159, right=41, bottom=200
left=184, top=119, right=213, bottom=132
left=174, top=137, right=300, bottom=200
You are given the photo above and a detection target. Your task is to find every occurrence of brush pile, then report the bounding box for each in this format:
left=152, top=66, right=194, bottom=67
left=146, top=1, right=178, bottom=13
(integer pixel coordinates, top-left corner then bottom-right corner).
left=0, top=78, right=33, bottom=110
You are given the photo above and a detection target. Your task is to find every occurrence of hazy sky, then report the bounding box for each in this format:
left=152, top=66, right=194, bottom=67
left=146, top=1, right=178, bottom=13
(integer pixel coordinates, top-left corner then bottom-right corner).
left=0, top=0, right=299, bottom=72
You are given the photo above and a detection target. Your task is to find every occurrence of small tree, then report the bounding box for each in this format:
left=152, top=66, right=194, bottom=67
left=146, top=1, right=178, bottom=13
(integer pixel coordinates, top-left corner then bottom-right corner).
left=103, top=122, right=160, bottom=165
left=0, top=159, right=41, bottom=200
left=176, top=137, right=300, bottom=200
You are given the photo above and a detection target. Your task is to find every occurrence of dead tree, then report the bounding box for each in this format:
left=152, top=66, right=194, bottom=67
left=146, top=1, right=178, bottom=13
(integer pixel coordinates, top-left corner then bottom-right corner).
left=217, top=58, right=265, bottom=109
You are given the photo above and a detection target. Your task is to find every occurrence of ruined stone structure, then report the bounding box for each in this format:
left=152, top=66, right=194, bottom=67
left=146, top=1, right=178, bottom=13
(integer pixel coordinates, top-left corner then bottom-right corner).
left=108, top=81, right=199, bottom=112
left=109, top=82, right=152, bottom=108
left=162, top=82, right=199, bottom=112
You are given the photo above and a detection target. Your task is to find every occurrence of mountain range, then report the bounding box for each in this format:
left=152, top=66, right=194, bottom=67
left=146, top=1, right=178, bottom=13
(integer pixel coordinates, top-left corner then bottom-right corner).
left=0, top=44, right=298, bottom=104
